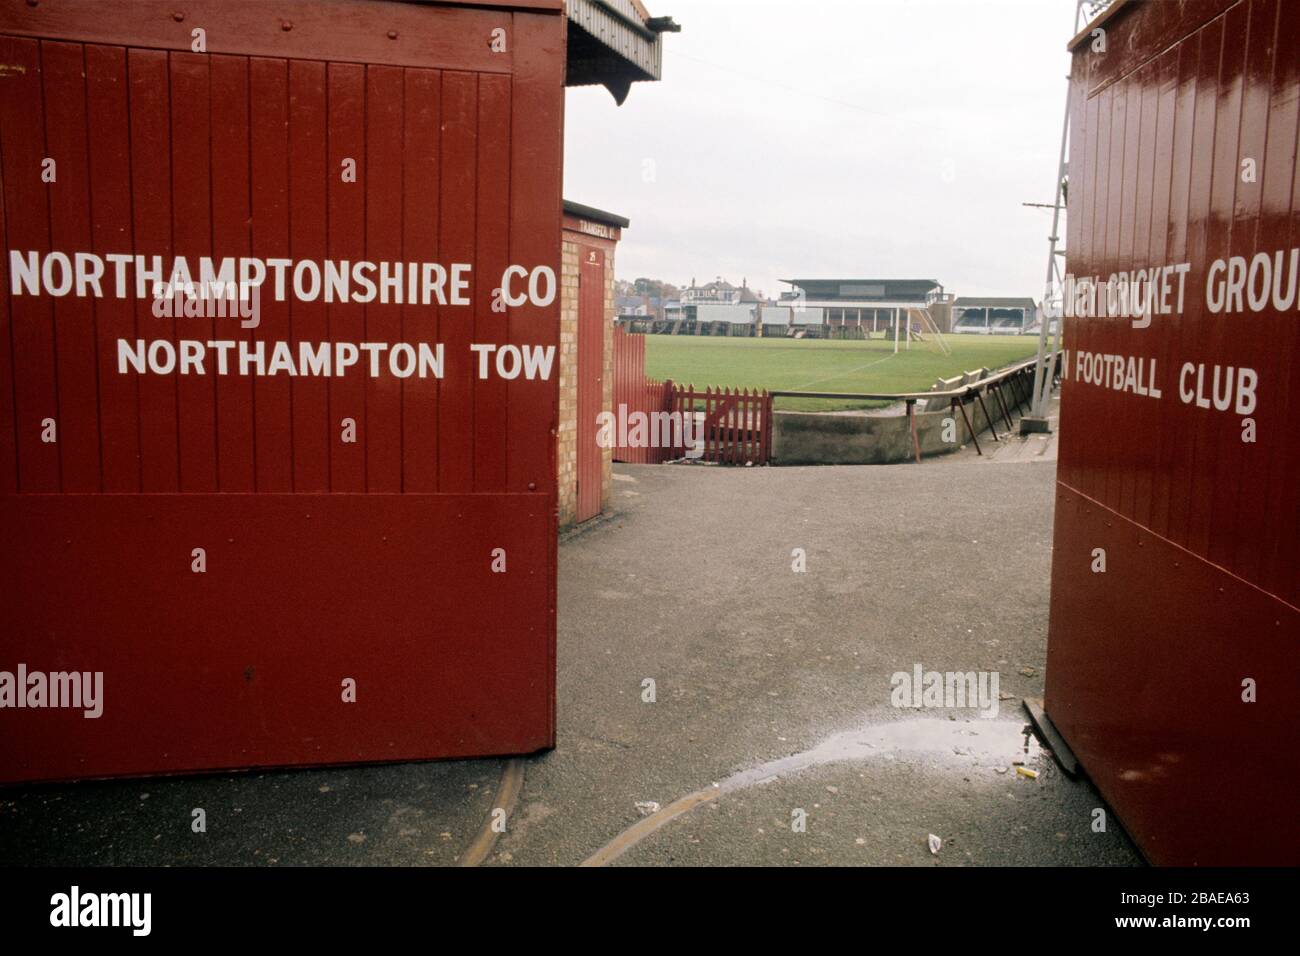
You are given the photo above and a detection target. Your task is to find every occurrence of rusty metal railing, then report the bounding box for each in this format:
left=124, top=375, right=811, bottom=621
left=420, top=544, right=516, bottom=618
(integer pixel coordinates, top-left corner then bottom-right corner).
left=768, top=354, right=1062, bottom=464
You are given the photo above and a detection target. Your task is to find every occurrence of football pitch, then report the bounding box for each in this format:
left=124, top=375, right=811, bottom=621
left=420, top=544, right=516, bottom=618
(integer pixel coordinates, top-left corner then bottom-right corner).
left=643, top=334, right=1044, bottom=411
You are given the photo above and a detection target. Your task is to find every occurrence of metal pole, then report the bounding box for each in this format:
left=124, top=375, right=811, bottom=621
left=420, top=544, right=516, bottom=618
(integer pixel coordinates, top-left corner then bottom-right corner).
left=1042, top=286, right=1065, bottom=409
left=1023, top=2, right=1082, bottom=435
left=952, top=397, right=981, bottom=456
left=908, top=400, right=921, bottom=463
left=993, top=383, right=1015, bottom=432
left=975, top=388, right=1000, bottom=442
left=1030, top=90, right=1070, bottom=421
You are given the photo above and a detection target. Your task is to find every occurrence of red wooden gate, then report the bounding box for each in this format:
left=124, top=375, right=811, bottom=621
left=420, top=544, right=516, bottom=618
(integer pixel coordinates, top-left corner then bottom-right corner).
left=672, top=384, right=772, bottom=465
left=609, top=328, right=772, bottom=466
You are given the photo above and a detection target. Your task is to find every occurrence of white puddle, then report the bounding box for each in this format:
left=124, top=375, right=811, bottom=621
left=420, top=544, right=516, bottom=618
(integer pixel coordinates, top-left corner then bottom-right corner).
left=718, top=717, right=1044, bottom=793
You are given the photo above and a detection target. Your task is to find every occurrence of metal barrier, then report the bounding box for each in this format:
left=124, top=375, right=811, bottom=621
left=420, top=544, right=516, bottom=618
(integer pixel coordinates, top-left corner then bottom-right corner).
left=768, top=354, right=1062, bottom=464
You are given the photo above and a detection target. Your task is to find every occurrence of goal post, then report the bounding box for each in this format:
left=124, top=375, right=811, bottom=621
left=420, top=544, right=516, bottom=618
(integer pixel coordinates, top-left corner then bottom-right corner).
left=908, top=307, right=952, bottom=356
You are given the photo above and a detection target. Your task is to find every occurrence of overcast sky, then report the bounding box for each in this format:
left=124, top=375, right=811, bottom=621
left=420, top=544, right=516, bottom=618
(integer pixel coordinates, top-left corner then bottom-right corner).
left=563, top=0, right=1078, bottom=300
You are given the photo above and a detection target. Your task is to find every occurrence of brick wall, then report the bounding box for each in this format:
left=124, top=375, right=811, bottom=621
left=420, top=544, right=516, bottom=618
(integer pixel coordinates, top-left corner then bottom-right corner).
left=557, top=229, right=616, bottom=529
left=557, top=239, right=580, bottom=528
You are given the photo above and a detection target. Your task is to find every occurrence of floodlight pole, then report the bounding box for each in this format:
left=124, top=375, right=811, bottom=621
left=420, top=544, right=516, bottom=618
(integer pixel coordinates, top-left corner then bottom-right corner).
left=1023, top=1, right=1087, bottom=435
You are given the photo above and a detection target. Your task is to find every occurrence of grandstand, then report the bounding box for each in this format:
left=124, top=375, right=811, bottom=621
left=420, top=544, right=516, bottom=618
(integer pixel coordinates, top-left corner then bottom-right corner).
left=951, top=297, right=1038, bottom=335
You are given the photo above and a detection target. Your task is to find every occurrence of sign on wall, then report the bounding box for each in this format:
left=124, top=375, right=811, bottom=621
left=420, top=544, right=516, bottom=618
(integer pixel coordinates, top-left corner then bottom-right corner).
left=0, top=0, right=566, bottom=782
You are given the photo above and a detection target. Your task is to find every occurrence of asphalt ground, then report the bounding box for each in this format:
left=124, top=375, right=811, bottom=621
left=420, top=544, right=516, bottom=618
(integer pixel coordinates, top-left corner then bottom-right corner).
left=0, top=413, right=1141, bottom=867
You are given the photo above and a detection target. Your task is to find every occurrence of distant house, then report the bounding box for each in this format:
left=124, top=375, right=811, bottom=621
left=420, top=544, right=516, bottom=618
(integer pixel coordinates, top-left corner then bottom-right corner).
left=616, top=276, right=679, bottom=322
left=680, top=277, right=760, bottom=306
left=676, top=277, right=766, bottom=326
left=951, top=297, right=1038, bottom=334
left=615, top=294, right=659, bottom=318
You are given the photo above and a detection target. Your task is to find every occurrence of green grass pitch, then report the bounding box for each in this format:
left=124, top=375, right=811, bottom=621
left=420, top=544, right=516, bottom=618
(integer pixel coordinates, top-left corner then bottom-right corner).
left=643, top=334, right=1043, bottom=411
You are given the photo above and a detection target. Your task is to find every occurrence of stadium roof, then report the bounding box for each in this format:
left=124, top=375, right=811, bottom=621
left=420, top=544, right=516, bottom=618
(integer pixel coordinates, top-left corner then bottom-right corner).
left=952, top=297, right=1037, bottom=309
left=782, top=279, right=944, bottom=302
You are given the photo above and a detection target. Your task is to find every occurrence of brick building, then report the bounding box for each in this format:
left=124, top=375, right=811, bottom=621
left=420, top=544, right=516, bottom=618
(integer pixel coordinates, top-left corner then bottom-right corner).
left=558, top=201, right=628, bottom=528
left=555, top=0, right=677, bottom=528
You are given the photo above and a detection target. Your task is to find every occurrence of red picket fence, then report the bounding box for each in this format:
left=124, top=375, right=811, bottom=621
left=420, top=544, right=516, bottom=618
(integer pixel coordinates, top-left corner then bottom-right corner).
left=671, top=384, right=772, bottom=466
left=612, top=325, right=675, bottom=464
left=611, top=325, right=772, bottom=465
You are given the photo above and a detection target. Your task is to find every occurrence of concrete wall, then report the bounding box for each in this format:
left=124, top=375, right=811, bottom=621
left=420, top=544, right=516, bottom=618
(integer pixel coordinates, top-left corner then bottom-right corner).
left=771, top=400, right=1004, bottom=465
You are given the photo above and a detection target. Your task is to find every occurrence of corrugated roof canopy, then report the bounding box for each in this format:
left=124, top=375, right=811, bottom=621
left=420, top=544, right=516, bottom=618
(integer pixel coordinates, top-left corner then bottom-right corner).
left=566, top=0, right=679, bottom=104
